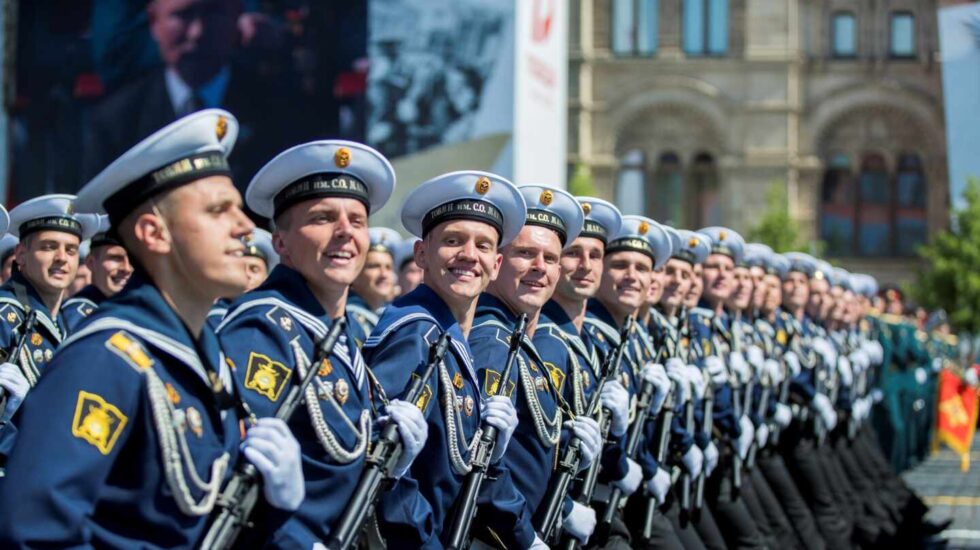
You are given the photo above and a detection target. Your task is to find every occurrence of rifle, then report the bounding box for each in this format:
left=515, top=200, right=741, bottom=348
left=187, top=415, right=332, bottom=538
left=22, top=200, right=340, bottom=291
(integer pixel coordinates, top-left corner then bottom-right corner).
left=691, top=381, right=714, bottom=516
left=678, top=388, right=697, bottom=525
left=555, top=316, right=634, bottom=550
left=326, top=331, right=452, bottom=550
left=443, top=314, right=528, bottom=550
left=201, top=317, right=347, bottom=550
left=640, top=381, right=675, bottom=540
left=0, top=311, right=39, bottom=417
left=745, top=380, right=770, bottom=469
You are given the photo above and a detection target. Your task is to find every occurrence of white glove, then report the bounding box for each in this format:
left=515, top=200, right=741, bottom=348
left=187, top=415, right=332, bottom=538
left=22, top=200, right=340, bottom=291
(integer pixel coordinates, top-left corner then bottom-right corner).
left=600, top=380, right=630, bottom=437
left=563, top=501, right=597, bottom=544
left=868, top=341, right=884, bottom=365
left=746, top=345, right=765, bottom=375
left=641, top=362, right=672, bottom=413
left=666, top=358, right=691, bottom=403
left=0, top=362, right=29, bottom=420
left=850, top=349, right=869, bottom=373
left=704, top=356, right=728, bottom=386
left=703, top=441, right=719, bottom=476
left=482, top=395, right=518, bottom=463
left=931, top=358, right=943, bottom=373
left=764, top=359, right=783, bottom=385
left=529, top=536, right=550, bottom=550
left=783, top=352, right=801, bottom=378
left=611, top=458, right=643, bottom=496
left=811, top=393, right=837, bottom=432
left=736, top=415, right=754, bottom=460
left=914, top=367, right=927, bottom=385
left=242, top=418, right=305, bottom=511
left=811, top=337, right=837, bottom=368
left=568, top=416, right=602, bottom=471
left=837, top=356, right=853, bottom=387
left=755, top=423, right=770, bottom=449
left=681, top=444, right=703, bottom=477
left=871, top=388, right=884, bottom=404
left=645, top=467, right=672, bottom=505
left=684, top=365, right=707, bottom=400
left=729, top=352, right=751, bottom=384
left=965, top=367, right=979, bottom=387
left=773, top=403, right=792, bottom=428
left=852, top=397, right=869, bottom=422
left=382, top=400, right=429, bottom=478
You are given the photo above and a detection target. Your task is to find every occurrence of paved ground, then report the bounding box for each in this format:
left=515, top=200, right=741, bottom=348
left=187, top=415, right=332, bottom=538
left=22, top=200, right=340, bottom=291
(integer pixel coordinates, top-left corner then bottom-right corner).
left=904, top=435, right=980, bottom=548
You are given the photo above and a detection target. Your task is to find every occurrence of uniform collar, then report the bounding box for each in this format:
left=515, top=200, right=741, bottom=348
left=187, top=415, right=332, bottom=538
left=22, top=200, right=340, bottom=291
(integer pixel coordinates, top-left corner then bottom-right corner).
left=391, top=283, right=467, bottom=343
left=3, top=268, right=63, bottom=334
left=586, top=298, right=618, bottom=329
left=71, top=284, right=108, bottom=305
left=541, top=299, right=579, bottom=336
left=256, top=265, right=334, bottom=325
left=475, top=292, right=520, bottom=327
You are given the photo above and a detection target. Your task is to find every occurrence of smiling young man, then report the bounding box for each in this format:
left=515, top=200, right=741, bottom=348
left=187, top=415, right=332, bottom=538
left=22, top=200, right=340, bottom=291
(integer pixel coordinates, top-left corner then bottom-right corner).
left=347, top=226, right=401, bottom=339
left=0, top=110, right=305, bottom=548
left=393, top=237, right=423, bottom=298
left=206, top=227, right=278, bottom=331
left=363, top=171, right=527, bottom=547
left=62, top=215, right=134, bottom=332
left=214, top=140, right=434, bottom=548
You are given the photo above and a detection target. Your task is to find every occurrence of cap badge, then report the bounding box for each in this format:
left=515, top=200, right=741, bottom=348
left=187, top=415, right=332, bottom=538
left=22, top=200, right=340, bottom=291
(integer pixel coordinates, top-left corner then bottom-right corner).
left=688, top=237, right=699, bottom=248
left=638, top=221, right=650, bottom=235
left=215, top=116, right=228, bottom=140
left=581, top=202, right=592, bottom=215
left=719, top=230, right=727, bottom=241
left=66, top=202, right=75, bottom=215
left=540, top=190, right=554, bottom=206
left=335, top=147, right=352, bottom=168
left=476, top=176, right=491, bottom=195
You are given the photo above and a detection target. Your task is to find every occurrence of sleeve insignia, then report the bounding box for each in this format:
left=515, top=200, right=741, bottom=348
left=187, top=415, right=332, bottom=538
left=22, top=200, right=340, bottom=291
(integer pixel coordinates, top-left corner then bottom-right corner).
left=546, top=362, right=565, bottom=392
left=776, top=330, right=788, bottom=346
left=72, top=390, right=128, bottom=455
left=105, top=331, right=154, bottom=371
left=485, top=369, right=502, bottom=396
left=279, top=315, right=293, bottom=332
left=244, top=351, right=292, bottom=402
left=5, top=311, right=15, bottom=323
left=1, top=305, right=22, bottom=329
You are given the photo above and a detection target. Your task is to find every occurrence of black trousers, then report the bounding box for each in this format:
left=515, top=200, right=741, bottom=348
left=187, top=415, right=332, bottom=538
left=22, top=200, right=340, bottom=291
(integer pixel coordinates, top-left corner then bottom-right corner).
left=706, top=456, right=768, bottom=549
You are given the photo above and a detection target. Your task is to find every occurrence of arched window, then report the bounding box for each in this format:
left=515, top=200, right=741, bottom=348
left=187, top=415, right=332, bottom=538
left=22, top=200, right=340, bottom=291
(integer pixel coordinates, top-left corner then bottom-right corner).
left=653, top=152, right=683, bottom=225
left=616, top=149, right=647, bottom=216
left=856, top=153, right=892, bottom=257
left=690, top=152, right=721, bottom=226
left=894, top=153, right=927, bottom=256
left=820, top=153, right=856, bottom=256
left=831, top=12, right=856, bottom=57
left=612, top=0, right=659, bottom=56
left=683, top=0, right=728, bottom=56
left=890, top=12, right=915, bottom=58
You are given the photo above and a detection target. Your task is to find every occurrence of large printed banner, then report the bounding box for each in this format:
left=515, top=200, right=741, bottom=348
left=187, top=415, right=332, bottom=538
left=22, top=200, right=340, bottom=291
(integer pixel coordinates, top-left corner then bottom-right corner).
left=935, top=368, right=979, bottom=471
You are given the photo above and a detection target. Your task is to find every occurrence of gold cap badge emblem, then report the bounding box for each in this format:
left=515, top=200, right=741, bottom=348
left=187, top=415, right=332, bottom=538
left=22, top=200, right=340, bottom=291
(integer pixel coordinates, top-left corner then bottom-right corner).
left=582, top=202, right=592, bottom=215
left=335, top=147, right=351, bottom=168
left=688, top=237, right=699, bottom=248
left=638, top=221, right=650, bottom=235
left=216, top=116, right=228, bottom=140
left=66, top=202, right=75, bottom=215
left=719, top=230, right=727, bottom=241
left=476, top=176, right=491, bottom=195
left=540, top=190, right=554, bottom=206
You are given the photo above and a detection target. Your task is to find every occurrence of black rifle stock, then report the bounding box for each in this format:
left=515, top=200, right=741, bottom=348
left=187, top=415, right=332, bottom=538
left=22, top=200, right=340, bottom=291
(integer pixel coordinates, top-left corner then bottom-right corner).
left=200, top=317, right=347, bottom=550
left=0, top=311, right=39, bottom=416
left=443, top=313, right=528, bottom=550
left=691, top=383, right=713, bottom=514
left=557, top=316, right=634, bottom=550
left=641, top=384, right=675, bottom=540
left=326, top=331, right=452, bottom=550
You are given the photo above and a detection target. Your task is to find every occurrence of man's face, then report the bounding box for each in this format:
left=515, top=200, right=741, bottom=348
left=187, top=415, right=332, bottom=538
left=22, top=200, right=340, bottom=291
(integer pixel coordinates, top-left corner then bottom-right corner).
left=661, top=258, right=693, bottom=310
left=762, top=274, right=782, bottom=314
left=781, top=271, right=809, bottom=311
left=648, top=267, right=665, bottom=305
left=16, top=231, right=81, bottom=296
left=69, top=263, right=91, bottom=296
left=749, top=266, right=767, bottom=310
left=242, top=256, right=267, bottom=292
left=418, top=220, right=501, bottom=306
left=597, top=250, right=652, bottom=319
left=490, top=226, right=562, bottom=317
left=807, top=278, right=830, bottom=319
left=275, top=197, right=369, bottom=296
left=701, top=253, right=734, bottom=305
left=352, top=250, right=395, bottom=306
left=398, top=261, right=423, bottom=297
left=157, top=176, right=254, bottom=298
left=1, top=254, right=14, bottom=283
left=149, top=0, right=241, bottom=87
left=87, top=244, right=134, bottom=296
left=685, top=264, right=704, bottom=308
left=555, top=237, right=604, bottom=303
left=824, top=286, right=843, bottom=321
left=728, top=266, right=753, bottom=311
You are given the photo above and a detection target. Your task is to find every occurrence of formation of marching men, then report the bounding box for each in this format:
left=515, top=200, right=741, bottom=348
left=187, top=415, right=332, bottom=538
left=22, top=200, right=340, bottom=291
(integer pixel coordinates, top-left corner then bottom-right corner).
left=0, top=110, right=953, bottom=549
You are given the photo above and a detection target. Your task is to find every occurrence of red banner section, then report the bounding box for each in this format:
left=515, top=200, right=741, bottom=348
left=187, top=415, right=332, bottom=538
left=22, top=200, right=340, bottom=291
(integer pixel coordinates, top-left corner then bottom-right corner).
left=935, top=367, right=980, bottom=471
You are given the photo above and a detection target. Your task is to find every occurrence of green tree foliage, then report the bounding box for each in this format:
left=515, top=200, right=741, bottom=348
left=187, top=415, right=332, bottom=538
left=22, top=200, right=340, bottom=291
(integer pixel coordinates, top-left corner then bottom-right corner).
left=567, top=163, right=597, bottom=197
left=911, top=178, right=980, bottom=334
left=745, top=182, right=809, bottom=253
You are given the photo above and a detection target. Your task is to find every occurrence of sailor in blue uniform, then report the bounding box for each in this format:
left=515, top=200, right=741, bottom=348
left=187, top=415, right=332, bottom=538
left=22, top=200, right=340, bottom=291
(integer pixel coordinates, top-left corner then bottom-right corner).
left=347, top=226, right=401, bottom=340
left=0, top=110, right=305, bottom=548
left=62, top=214, right=134, bottom=333
left=0, top=196, right=101, bottom=460
left=363, top=171, right=531, bottom=547
left=393, top=236, right=423, bottom=298
left=217, top=139, right=434, bottom=548
left=205, top=228, right=277, bottom=331
left=467, top=184, right=608, bottom=547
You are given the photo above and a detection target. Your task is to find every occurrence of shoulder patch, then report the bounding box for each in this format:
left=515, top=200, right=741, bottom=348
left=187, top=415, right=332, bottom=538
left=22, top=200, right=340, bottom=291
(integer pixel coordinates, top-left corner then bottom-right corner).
left=545, top=362, right=566, bottom=392
left=0, top=304, right=22, bottom=330
left=483, top=369, right=515, bottom=398
left=263, top=306, right=295, bottom=333
left=105, top=331, right=155, bottom=371
left=244, top=351, right=292, bottom=402
left=408, top=372, right=433, bottom=412
left=72, top=390, right=128, bottom=455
